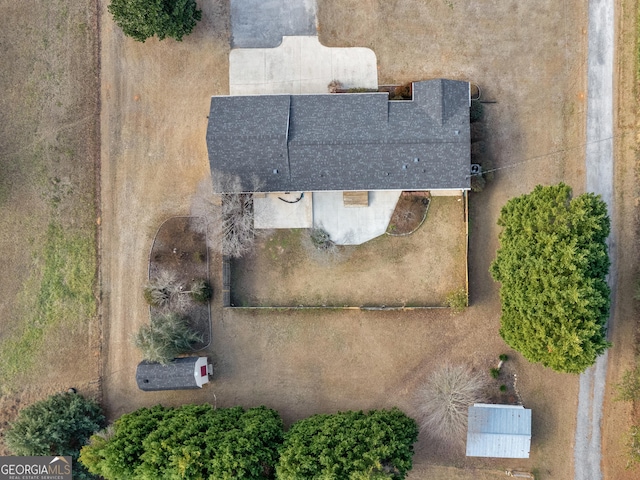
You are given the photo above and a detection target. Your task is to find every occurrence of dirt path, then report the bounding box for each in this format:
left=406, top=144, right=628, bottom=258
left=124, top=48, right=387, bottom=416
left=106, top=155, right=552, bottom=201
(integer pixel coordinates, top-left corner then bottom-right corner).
left=574, top=0, right=615, bottom=477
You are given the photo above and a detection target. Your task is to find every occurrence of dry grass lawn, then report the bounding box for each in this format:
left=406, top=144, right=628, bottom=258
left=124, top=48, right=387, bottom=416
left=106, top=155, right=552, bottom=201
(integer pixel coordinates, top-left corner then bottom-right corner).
left=231, top=196, right=466, bottom=307
left=0, top=0, right=600, bottom=477
left=0, top=0, right=100, bottom=451
left=88, top=1, right=637, bottom=480
left=8, top=0, right=637, bottom=478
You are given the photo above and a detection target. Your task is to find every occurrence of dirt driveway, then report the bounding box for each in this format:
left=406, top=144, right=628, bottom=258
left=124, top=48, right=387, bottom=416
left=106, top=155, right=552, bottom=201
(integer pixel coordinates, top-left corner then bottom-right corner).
left=99, top=0, right=230, bottom=416
left=101, top=0, right=588, bottom=478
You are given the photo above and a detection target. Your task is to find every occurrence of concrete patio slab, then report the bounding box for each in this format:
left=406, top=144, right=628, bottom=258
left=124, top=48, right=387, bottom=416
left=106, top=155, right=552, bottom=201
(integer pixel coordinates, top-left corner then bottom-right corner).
left=230, top=36, right=378, bottom=95
left=254, top=192, right=313, bottom=229
left=230, top=0, right=317, bottom=48
left=312, top=190, right=402, bottom=245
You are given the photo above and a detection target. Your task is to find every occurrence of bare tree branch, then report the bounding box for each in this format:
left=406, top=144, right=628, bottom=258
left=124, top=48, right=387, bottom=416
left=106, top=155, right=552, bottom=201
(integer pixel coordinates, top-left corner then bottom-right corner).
left=190, top=173, right=259, bottom=258
left=415, top=364, right=488, bottom=446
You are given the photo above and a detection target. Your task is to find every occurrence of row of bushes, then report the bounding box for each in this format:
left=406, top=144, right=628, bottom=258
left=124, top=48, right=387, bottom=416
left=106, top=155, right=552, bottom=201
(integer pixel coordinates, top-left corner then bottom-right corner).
left=7, top=360, right=505, bottom=479
left=4, top=393, right=419, bottom=480
left=79, top=404, right=418, bottom=480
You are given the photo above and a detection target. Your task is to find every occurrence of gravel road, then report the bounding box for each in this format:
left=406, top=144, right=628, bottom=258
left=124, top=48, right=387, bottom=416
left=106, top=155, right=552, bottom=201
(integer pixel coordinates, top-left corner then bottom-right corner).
left=573, top=0, right=615, bottom=478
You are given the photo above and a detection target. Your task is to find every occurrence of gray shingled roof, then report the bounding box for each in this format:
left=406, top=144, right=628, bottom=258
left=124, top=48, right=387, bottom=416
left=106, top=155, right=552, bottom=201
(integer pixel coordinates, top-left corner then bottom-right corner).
left=207, top=79, right=471, bottom=192
left=136, top=357, right=202, bottom=391
left=466, top=404, right=532, bottom=458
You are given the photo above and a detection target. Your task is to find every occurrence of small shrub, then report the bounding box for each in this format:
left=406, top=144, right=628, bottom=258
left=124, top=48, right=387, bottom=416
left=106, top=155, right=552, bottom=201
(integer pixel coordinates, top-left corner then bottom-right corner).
left=499, top=354, right=509, bottom=362
left=190, top=280, right=212, bottom=303
left=390, top=83, right=412, bottom=100
left=143, top=271, right=183, bottom=309
left=626, top=425, right=640, bottom=469
left=445, top=289, right=468, bottom=314
left=470, top=174, right=486, bottom=192
left=133, top=313, right=202, bottom=364
left=616, top=365, right=640, bottom=402
left=490, top=367, right=500, bottom=379
left=470, top=99, right=484, bottom=122
left=310, top=228, right=335, bottom=251
left=499, top=384, right=507, bottom=392
left=328, top=79, right=343, bottom=93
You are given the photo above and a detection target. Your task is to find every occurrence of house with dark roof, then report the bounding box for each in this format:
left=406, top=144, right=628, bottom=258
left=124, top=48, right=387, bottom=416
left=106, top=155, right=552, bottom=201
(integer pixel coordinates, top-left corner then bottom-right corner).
left=206, top=79, right=471, bottom=245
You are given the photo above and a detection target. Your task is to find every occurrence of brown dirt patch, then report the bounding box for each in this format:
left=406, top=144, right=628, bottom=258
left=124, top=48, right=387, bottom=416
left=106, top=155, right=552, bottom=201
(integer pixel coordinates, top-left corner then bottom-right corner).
left=148, top=217, right=211, bottom=348
left=387, top=192, right=430, bottom=235
left=230, top=196, right=465, bottom=307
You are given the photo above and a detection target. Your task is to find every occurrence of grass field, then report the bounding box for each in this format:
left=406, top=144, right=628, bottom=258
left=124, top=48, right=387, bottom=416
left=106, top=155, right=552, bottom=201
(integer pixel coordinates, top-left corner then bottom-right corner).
left=0, top=0, right=99, bottom=396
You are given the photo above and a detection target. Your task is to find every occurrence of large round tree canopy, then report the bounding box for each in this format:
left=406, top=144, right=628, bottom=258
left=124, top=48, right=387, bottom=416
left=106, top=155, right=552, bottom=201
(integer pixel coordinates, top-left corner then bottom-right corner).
left=276, top=408, right=418, bottom=479
left=108, top=0, right=202, bottom=42
left=490, top=183, right=611, bottom=373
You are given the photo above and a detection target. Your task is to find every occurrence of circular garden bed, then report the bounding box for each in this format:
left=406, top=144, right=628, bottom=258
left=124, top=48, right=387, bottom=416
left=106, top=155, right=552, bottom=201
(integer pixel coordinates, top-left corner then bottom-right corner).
left=148, top=216, right=211, bottom=350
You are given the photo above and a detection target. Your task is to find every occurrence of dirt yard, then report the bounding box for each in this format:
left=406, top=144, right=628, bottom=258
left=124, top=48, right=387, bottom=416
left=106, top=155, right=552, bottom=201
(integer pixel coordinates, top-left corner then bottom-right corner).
left=99, top=0, right=230, bottom=417
left=95, top=1, right=630, bottom=480
left=231, top=196, right=465, bottom=307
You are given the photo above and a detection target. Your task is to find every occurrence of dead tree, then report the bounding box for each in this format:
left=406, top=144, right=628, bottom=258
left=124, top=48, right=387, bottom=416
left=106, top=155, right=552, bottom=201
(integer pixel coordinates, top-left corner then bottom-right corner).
left=190, top=172, right=262, bottom=258
left=415, top=364, right=488, bottom=446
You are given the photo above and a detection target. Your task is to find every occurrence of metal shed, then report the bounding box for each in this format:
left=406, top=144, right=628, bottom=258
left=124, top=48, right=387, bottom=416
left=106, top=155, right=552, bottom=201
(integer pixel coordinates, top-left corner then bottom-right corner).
left=136, top=357, right=212, bottom=391
left=466, top=403, right=532, bottom=458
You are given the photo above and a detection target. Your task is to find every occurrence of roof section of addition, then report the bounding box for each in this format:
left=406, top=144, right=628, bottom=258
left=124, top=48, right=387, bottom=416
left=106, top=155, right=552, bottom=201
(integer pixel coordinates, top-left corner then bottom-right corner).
left=207, top=79, right=471, bottom=192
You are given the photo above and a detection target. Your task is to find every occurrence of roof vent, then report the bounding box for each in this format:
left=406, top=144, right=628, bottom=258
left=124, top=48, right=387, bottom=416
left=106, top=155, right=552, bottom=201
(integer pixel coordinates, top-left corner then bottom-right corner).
left=454, top=130, right=460, bottom=135
left=273, top=169, right=279, bottom=174
left=402, top=165, right=408, bottom=170
left=414, top=157, right=420, bottom=163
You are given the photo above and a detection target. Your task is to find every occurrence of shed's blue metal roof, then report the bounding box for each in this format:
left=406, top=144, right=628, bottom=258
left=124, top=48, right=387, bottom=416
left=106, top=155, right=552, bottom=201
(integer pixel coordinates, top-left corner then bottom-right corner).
left=466, top=404, right=532, bottom=458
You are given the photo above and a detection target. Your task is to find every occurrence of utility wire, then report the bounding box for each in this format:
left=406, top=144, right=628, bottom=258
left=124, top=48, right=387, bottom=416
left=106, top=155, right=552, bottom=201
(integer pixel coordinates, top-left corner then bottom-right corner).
left=468, top=133, right=622, bottom=177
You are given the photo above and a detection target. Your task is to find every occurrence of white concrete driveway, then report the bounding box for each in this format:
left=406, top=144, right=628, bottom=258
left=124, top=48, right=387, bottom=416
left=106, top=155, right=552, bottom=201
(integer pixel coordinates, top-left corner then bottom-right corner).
left=230, top=36, right=378, bottom=95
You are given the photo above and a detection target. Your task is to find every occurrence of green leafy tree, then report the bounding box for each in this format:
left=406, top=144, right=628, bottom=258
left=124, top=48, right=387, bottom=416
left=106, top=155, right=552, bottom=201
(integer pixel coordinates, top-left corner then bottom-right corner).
left=80, top=405, right=283, bottom=479
left=490, top=183, right=611, bottom=373
left=133, top=312, right=202, bottom=364
left=79, top=405, right=167, bottom=479
left=108, top=0, right=202, bottom=42
left=276, top=408, right=418, bottom=480
left=5, top=393, right=105, bottom=480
